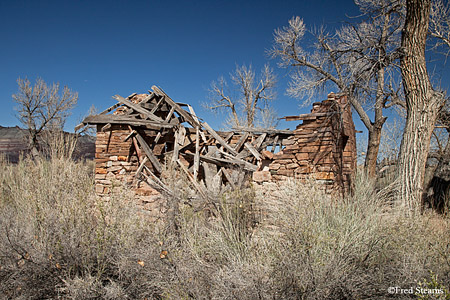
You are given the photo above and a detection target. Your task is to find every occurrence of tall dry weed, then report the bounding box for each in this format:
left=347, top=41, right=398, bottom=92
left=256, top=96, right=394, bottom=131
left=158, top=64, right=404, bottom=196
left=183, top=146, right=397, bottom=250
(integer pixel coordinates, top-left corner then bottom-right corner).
left=1, top=157, right=449, bottom=299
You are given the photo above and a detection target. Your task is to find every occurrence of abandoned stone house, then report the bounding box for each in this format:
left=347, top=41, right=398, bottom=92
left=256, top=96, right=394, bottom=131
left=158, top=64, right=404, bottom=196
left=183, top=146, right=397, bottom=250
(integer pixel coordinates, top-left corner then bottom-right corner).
left=78, top=86, right=356, bottom=211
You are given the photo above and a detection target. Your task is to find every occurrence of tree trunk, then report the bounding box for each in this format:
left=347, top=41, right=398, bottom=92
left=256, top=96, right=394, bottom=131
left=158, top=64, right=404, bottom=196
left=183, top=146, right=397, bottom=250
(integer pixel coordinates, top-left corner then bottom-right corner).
left=365, top=64, right=388, bottom=178
left=396, top=0, right=443, bottom=211
left=365, top=126, right=383, bottom=178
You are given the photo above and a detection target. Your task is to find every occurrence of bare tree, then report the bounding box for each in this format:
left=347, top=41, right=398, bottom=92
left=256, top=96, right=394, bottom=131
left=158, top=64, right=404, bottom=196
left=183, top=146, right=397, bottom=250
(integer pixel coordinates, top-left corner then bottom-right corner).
left=395, top=0, right=447, bottom=211
left=271, top=0, right=404, bottom=178
left=205, top=64, right=277, bottom=129
left=429, top=0, right=450, bottom=49
left=12, top=77, right=78, bottom=156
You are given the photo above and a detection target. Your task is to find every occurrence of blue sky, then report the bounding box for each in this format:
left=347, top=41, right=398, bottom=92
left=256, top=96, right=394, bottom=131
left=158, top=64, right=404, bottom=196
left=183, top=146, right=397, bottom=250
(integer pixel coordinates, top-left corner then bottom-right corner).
left=0, top=0, right=448, bottom=134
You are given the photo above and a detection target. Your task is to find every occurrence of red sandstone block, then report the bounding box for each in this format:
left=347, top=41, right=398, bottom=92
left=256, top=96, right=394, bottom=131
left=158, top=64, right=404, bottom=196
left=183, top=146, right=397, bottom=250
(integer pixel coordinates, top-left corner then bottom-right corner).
left=261, top=150, right=274, bottom=160
left=295, top=153, right=309, bottom=161
left=253, top=171, right=272, bottom=182
left=277, top=169, right=294, bottom=176
left=96, top=168, right=107, bottom=174
left=314, top=172, right=335, bottom=180
left=273, top=153, right=295, bottom=160
left=295, top=166, right=311, bottom=174
left=286, top=163, right=298, bottom=169
left=269, top=163, right=281, bottom=170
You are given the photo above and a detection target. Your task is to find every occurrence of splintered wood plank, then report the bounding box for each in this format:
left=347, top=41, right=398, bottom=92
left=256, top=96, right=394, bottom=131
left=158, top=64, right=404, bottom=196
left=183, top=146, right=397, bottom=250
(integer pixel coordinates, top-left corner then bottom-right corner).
left=202, top=161, right=214, bottom=188
left=253, top=133, right=267, bottom=150
left=234, top=132, right=249, bottom=152
left=113, top=95, right=165, bottom=123
left=100, top=103, right=122, bottom=115
left=232, top=126, right=294, bottom=135
left=202, top=122, right=238, bottom=156
left=134, top=131, right=162, bottom=173
left=177, top=159, right=208, bottom=199
left=128, top=126, right=143, bottom=162
left=216, top=148, right=258, bottom=171
left=271, top=135, right=279, bottom=153
left=244, top=142, right=261, bottom=160
left=141, top=165, right=174, bottom=196
left=194, top=126, right=200, bottom=180
left=141, top=92, right=156, bottom=104
left=172, top=126, right=186, bottom=163
left=280, top=112, right=332, bottom=121
left=221, top=168, right=236, bottom=189
left=150, top=95, right=165, bottom=114
left=152, top=86, right=200, bottom=127
left=187, top=104, right=207, bottom=142
left=135, top=156, right=149, bottom=177
left=101, top=123, right=112, bottom=132
left=124, top=130, right=137, bottom=142
left=152, top=105, right=177, bottom=146
left=82, top=115, right=174, bottom=129
left=184, top=152, right=257, bottom=172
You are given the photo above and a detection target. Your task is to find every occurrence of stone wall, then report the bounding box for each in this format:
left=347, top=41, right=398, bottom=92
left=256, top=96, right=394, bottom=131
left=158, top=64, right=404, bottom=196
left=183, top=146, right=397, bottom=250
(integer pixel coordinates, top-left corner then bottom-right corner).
left=264, top=93, right=356, bottom=194
left=93, top=92, right=356, bottom=207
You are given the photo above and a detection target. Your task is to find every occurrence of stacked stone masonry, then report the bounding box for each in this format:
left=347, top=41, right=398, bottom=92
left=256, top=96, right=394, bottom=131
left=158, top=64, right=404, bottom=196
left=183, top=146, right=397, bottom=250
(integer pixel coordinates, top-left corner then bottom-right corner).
left=84, top=88, right=356, bottom=211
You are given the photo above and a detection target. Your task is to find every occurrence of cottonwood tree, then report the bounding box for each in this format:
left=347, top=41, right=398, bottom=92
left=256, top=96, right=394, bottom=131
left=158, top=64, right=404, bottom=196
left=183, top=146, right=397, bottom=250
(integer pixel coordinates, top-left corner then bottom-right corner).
left=271, top=0, right=404, bottom=178
left=205, top=64, right=277, bottom=129
left=395, top=0, right=448, bottom=211
left=13, top=77, right=78, bottom=156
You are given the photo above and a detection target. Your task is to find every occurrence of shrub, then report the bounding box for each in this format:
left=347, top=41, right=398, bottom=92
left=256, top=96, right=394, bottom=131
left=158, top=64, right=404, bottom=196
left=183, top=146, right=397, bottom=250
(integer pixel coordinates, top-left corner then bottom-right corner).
left=1, top=157, right=449, bottom=299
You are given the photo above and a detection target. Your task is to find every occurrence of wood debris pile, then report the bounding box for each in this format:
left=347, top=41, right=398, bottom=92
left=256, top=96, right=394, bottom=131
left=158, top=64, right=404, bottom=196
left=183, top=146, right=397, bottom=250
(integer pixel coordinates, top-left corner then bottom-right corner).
left=78, top=86, right=356, bottom=210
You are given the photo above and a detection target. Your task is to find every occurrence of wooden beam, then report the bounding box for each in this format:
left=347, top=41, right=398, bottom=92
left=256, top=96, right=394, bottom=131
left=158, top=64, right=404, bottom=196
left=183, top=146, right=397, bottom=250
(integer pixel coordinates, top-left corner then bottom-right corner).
left=232, top=126, right=294, bottom=135
left=271, top=135, right=279, bottom=153
left=150, top=95, right=165, bottom=114
left=177, top=159, right=208, bottom=199
left=244, top=142, right=261, bottom=160
left=101, top=123, right=112, bottom=132
left=187, top=104, right=207, bottom=142
left=124, top=130, right=136, bottom=142
left=128, top=126, right=142, bottom=162
left=82, top=115, right=175, bottom=129
left=202, top=122, right=238, bottom=156
left=134, top=131, right=162, bottom=173
left=100, top=103, right=122, bottom=115
left=194, top=126, right=200, bottom=181
left=152, top=86, right=200, bottom=127
left=221, top=168, right=236, bottom=189
left=216, top=148, right=258, bottom=171
left=253, top=133, right=267, bottom=150
left=234, top=132, right=249, bottom=152
left=280, top=112, right=333, bottom=121
left=172, top=126, right=186, bottom=163
left=135, top=156, right=149, bottom=177
left=141, top=165, right=174, bottom=196
left=184, top=152, right=257, bottom=172
left=113, top=95, right=165, bottom=123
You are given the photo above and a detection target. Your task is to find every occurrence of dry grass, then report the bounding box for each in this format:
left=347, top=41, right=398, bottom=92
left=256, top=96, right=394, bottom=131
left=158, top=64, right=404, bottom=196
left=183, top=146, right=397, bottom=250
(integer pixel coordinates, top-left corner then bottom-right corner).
left=0, top=156, right=449, bottom=299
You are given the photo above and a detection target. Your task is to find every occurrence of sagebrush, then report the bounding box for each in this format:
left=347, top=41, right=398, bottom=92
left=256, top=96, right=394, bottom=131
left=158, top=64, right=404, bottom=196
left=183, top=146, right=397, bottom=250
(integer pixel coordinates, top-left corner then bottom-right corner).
left=0, top=157, right=449, bottom=299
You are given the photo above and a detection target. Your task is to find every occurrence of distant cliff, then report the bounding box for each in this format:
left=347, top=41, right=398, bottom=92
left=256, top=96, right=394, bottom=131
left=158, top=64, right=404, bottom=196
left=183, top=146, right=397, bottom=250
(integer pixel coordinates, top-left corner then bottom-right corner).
left=0, top=126, right=95, bottom=162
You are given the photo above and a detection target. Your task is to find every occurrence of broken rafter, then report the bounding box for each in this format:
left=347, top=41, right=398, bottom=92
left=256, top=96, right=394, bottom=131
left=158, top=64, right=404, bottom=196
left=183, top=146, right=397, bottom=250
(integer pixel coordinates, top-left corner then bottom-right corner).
left=202, top=122, right=238, bottom=156
left=280, top=112, right=333, bottom=121
left=134, top=131, right=162, bottom=173
left=152, top=86, right=200, bottom=127
left=176, top=159, right=208, bottom=199
left=244, top=142, right=261, bottom=160
left=194, top=126, right=200, bottom=180
left=113, top=95, right=166, bottom=123
left=234, top=132, right=249, bottom=152
left=184, top=152, right=257, bottom=172
left=232, top=126, right=294, bottom=135
left=172, top=125, right=186, bottom=163
left=82, top=115, right=175, bottom=129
